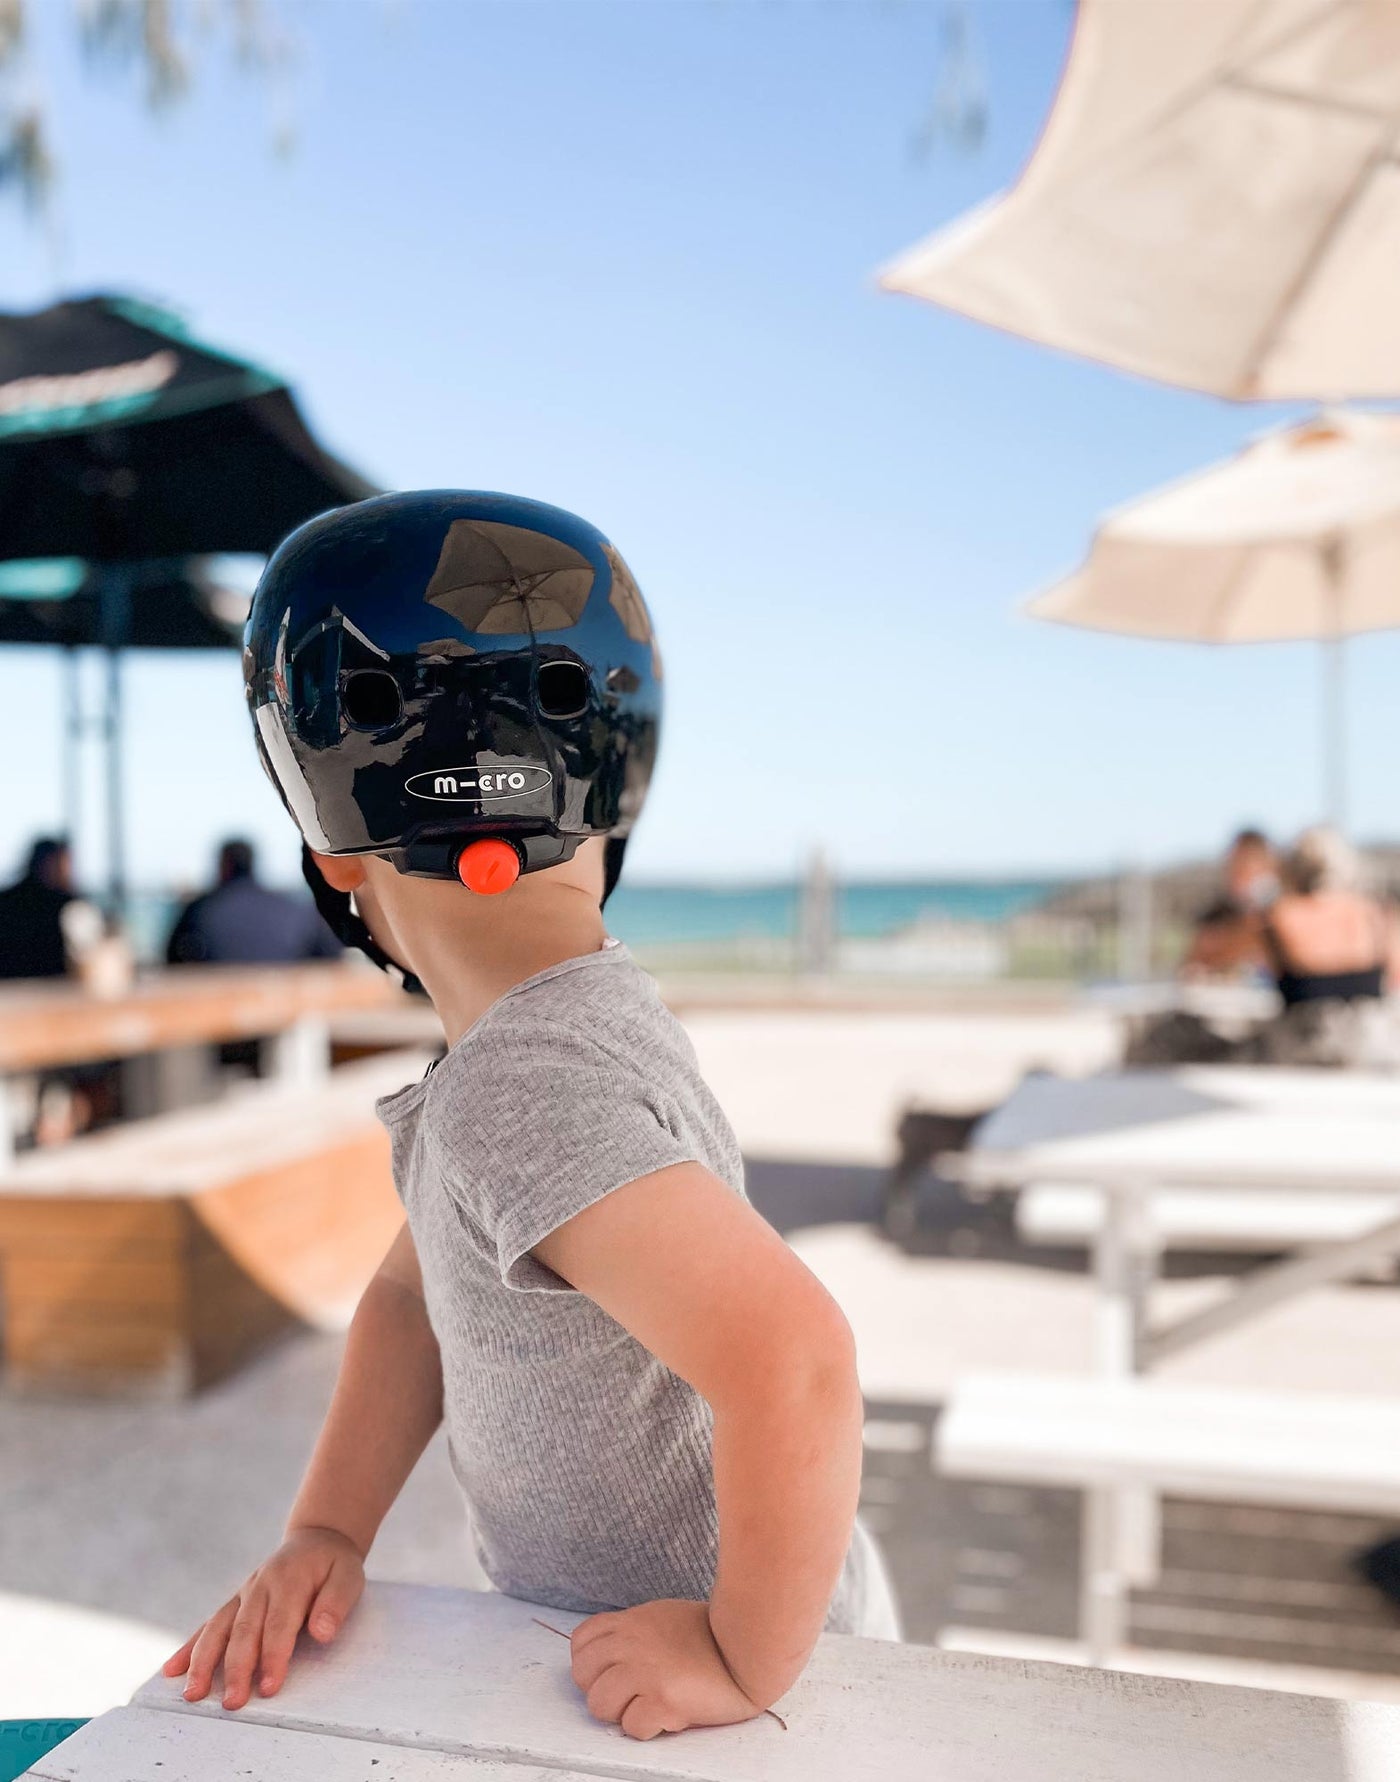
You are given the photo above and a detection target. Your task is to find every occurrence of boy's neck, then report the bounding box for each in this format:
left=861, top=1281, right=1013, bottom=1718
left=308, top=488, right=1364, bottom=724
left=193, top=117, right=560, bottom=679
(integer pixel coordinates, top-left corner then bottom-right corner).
left=407, top=881, right=609, bottom=1045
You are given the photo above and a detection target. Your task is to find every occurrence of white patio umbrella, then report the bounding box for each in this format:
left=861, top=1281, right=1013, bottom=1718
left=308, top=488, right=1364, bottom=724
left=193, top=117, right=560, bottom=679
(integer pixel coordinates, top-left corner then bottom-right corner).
left=880, top=0, right=1400, bottom=400
left=1027, top=411, right=1400, bottom=824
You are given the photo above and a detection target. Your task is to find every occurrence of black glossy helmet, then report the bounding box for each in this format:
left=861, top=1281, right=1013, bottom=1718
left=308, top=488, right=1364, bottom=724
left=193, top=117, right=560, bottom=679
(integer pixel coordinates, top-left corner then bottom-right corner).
left=244, top=491, right=661, bottom=937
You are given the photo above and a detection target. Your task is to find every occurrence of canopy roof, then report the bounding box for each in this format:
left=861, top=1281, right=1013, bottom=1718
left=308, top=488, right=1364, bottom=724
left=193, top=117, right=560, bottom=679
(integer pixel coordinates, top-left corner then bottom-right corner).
left=0, top=294, right=375, bottom=561
left=0, top=556, right=253, bottom=649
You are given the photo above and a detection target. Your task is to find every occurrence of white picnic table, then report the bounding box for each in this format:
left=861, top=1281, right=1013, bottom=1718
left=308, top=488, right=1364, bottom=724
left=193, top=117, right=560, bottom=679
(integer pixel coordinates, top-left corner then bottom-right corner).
left=949, top=1065, right=1400, bottom=1375
left=1087, top=980, right=1281, bottom=1028
left=24, top=1581, right=1400, bottom=1782
left=939, top=1064, right=1400, bottom=1663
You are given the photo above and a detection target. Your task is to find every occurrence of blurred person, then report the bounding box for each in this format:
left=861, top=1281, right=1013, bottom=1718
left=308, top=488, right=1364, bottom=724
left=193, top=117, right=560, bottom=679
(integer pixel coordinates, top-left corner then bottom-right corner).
left=1132, top=826, right=1400, bottom=1067
left=0, top=835, right=84, bottom=980
left=1123, top=829, right=1280, bottom=1064
left=166, top=838, right=342, bottom=966
left=0, top=837, right=121, bottom=1143
left=1258, top=827, right=1394, bottom=1005
left=1181, top=827, right=1278, bottom=979
left=1248, top=827, right=1400, bottom=1067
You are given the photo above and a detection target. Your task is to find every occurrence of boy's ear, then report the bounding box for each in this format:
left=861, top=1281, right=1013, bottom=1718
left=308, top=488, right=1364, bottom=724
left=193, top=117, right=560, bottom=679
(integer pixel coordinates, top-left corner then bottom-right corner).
left=310, top=850, right=367, bottom=894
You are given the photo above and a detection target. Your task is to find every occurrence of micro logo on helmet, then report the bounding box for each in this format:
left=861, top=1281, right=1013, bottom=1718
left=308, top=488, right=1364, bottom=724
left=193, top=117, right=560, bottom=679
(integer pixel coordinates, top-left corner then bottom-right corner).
left=405, top=764, right=553, bottom=803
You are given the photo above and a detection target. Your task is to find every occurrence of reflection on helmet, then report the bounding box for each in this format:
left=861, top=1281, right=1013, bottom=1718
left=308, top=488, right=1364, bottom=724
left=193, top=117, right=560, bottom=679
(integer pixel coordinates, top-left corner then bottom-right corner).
left=425, top=519, right=595, bottom=634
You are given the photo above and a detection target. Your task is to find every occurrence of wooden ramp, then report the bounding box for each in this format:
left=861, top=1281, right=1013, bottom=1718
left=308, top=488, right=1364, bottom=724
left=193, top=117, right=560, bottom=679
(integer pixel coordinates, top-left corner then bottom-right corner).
left=0, top=1051, right=431, bottom=1395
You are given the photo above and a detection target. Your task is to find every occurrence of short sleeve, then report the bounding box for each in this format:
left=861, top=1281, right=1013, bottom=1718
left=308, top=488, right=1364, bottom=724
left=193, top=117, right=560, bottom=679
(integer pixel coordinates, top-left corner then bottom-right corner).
left=426, top=1020, right=698, bottom=1292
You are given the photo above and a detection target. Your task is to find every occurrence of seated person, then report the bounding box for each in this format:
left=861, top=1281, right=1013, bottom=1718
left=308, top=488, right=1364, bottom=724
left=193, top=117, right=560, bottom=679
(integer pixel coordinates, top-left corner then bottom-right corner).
left=167, top=838, right=343, bottom=1076
left=0, top=837, right=121, bottom=1142
left=1182, top=827, right=1278, bottom=980
left=1135, top=828, right=1398, bottom=1067
left=166, top=839, right=342, bottom=966
left=1256, top=827, right=1397, bottom=1005
left=0, top=836, right=84, bottom=980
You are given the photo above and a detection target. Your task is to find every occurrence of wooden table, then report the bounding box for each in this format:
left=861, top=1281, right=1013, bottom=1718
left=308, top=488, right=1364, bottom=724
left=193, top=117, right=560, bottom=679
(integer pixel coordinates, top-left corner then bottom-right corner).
left=0, top=965, right=403, bottom=1074
left=26, top=1582, right=1400, bottom=1781
left=0, top=966, right=403, bottom=1167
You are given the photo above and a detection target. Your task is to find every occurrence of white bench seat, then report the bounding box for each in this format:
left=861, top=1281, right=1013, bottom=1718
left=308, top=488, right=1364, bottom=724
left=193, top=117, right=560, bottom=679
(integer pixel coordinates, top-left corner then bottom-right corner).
left=1016, top=1183, right=1400, bottom=1254
left=937, top=1373, right=1400, bottom=1516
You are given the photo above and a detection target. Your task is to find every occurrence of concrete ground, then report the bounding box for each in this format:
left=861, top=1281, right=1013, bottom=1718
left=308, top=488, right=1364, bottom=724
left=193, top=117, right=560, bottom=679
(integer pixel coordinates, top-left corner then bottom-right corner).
left=6, top=1001, right=1400, bottom=1714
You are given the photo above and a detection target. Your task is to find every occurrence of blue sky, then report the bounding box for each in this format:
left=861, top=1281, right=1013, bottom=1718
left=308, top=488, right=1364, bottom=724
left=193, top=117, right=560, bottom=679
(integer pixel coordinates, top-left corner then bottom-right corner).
left=3, top=0, right=1394, bottom=890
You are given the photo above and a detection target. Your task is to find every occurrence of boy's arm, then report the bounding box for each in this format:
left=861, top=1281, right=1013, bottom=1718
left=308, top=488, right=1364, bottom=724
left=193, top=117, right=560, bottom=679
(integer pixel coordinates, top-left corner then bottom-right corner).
left=533, top=1164, right=863, bottom=1726
left=164, top=1223, right=444, bottom=1709
left=286, top=1221, right=445, bottom=1553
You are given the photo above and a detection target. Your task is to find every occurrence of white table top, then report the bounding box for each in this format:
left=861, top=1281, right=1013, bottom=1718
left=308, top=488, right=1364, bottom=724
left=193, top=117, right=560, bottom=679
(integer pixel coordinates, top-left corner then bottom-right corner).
left=958, top=1066, right=1400, bottom=1193
left=1088, top=982, right=1281, bottom=1023
left=27, top=1582, right=1400, bottom=1781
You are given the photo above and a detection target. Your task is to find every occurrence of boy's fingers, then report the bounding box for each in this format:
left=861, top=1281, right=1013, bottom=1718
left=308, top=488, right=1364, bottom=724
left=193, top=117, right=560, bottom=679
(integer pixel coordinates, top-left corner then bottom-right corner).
left=570, top=1611, right=621, bottom=1654
left=307, top=1556, right=361, bottom=1642
left=620, top=1694, right=671, bottom=1741
left=162, top=1631, right=199, bottom=1677
left=570, top=1631, right=622, bottom=1691
left=184, top=1601, right=239, bottom=1701
left=221, top=1592, right=269, bottom=1710
left=256, top=1600, right=309, bottom=1696
left=585, top=1663, right=640, bottom=1726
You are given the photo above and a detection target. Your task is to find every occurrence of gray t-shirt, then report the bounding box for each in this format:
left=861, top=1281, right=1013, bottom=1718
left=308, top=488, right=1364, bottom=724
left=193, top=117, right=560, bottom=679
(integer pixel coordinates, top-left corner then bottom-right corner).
left=376, top=941, right=898, bottom=1638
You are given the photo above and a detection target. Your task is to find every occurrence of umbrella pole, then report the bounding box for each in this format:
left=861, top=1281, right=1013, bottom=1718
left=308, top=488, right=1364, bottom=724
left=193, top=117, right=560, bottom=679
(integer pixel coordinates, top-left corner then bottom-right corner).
left=1321, top=541, right=1346, bottom=832
left=99, top=567, right=133, bottom=917
left=105, top=646, right=126, bottom=914
left=1323, top=635, right=1346, bottom=832
left=62, top=648, right=82, bottom=853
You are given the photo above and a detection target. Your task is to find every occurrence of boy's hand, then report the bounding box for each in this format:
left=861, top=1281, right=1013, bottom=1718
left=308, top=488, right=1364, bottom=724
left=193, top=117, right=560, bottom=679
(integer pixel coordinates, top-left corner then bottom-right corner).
left=161, top=1526, right=365, bottom=1710
left=570, top=1599, right=763, bottom=1740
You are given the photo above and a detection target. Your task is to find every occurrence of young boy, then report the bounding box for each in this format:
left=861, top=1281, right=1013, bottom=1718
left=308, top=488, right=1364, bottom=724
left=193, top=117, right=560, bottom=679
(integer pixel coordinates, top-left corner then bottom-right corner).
left=163, top=492, right=898, bottom=1740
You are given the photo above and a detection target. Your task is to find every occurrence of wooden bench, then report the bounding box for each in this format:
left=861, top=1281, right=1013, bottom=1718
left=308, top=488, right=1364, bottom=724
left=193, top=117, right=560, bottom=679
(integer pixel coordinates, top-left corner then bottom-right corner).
left=31, top=1580, right=1400, bottom=1781
left=936, top=1372, right=1400, bottom=1664
left=1016, top=1182, right=1400, bottom=1255
left=327, top=1002, right=445, bottom=1064
left=0, top=1050, right=431, bottom=1397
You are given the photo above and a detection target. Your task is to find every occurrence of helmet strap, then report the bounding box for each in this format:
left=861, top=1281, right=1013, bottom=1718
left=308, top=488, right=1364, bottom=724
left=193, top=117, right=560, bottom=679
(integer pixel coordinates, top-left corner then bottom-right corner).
left=301, top=846, right=427, bottom=997
left=603, top=836, right=627, bottom=905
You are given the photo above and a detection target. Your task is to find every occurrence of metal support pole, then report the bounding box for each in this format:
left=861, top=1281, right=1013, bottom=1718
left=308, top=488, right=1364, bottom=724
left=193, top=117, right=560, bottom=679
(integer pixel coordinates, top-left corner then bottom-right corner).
left=62, top=648, right=82, bottom=851
left=1116, top=867, right=1153, bottom=983
left=105, top=646, right=126, bottom=915
left=263, top=1016, right=332, bottom=1088
left=99, top=566, right=133, bottom=917
left=1323, top=634, right=1346, bottom=832
left=1321, top=540, right=1347, bottom=832
left=798, top=847, right=836, bottom=978
left=1081, top=1188, right=1163, bottom=1664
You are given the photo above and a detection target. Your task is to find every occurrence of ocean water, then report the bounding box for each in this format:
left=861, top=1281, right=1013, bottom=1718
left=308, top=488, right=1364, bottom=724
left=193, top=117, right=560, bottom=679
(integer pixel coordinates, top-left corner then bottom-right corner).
left=606, top=878, right=1065, bottom=950
left=127, top=877, right=1064, bottom=963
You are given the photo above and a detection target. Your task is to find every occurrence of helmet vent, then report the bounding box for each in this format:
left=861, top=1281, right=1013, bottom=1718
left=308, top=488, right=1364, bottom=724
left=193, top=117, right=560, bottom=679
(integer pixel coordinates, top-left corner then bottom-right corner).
left=342, top=670, right=403, bottom=730
left=536, top=660, right=589, bottom=719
